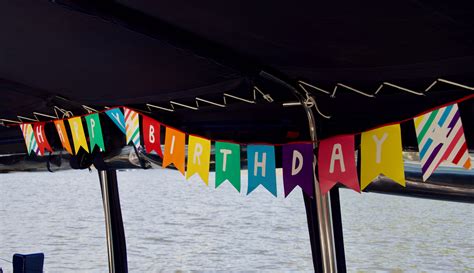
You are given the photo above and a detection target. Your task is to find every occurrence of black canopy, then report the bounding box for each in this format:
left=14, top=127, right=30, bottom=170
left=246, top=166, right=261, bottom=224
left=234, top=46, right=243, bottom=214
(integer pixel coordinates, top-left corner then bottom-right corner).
left=0, top=0, right=473, bottom=154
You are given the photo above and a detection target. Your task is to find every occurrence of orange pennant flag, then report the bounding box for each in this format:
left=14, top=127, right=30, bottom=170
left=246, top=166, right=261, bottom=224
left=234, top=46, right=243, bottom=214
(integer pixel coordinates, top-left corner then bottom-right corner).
left=162, top=127, right=186, bottom=175
left=54, top=120, right=73, bottom=154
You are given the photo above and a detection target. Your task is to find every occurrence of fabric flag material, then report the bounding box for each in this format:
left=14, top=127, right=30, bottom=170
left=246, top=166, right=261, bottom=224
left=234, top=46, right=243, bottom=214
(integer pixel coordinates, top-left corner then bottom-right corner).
left=33, top=123, right=53, bottom=156
left=318, top=135, right=360, bottom=194
left=247, top=145, right=277, bottom=197
left=186, top=135, right=211, bottom=184
left=105, top=108, right=126, bottom=134
left=142, top=115, right=163, bottom=157
left=20, top=123, right=39, bottom=155
left=282, top=143, right=314, bottom=197
left=361, top=124, right=405, bottom=190
left=85, top=113, right=105, bottom=152
left=162, top=127, right=186, bottom=175
left=68, top=117, right=89, bottom=154
left=215, top=142, right=241, bottom=192
left=124, top=108, right=141, bottom=148
left=414, top=103, right=472, bottom=181
left=54, top=120, right=73, bottom=154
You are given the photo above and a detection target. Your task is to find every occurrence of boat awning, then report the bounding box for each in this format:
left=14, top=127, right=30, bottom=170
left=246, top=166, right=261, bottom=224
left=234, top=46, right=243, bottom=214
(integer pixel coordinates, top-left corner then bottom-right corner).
left=0, top=0, right=473, bottom=154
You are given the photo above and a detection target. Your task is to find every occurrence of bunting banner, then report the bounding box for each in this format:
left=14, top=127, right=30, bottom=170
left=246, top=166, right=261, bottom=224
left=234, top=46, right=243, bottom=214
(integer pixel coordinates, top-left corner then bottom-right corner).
left=85, top=113, right=105, bottom=152
left=14, top=99, right=473, bottom=199
left=142, top=115, right=163, bottom=157
left=361, top=124, right=405, bottom=190
left=318, top=135, right=360, bottom=194
left=215, top=142, right=241, bottom=192
left=414, top=103, right=471, bottom=181
left=20, top=123, right=39, bottom=155
left=124, top=108, right=141, bottom=148
left=186, top=135, right=211, bottom=184
left=247, top=145, right=277, bottom=197
left=282, top=143, right=314, bottom=197
left=105, top=108, right=126, bottom=134
left=162, top=127, right=186, bottom=175
left=33, top=123, right=53, bottom=156
left=54, top=120, right=73, bottom=154
left=68, top=117, right=89, bottom=154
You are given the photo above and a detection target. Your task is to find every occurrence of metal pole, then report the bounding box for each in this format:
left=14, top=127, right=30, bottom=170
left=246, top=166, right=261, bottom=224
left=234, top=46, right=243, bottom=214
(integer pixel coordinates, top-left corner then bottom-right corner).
left=100, top=170, right=116, bottom=273
left=99, top=170, right=128, bottom=273
left=257, top=71, right=339, bottom=272
left=302, top=98, right=338, bottom=273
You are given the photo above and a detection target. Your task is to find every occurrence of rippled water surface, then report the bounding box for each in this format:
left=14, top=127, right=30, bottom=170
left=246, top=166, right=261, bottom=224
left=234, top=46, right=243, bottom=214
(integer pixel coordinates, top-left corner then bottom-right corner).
left=0, top=170, right=473, bottom=272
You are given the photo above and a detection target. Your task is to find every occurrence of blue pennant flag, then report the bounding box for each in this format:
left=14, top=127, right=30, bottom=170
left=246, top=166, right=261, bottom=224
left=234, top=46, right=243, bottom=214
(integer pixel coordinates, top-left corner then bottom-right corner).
left=105, top=108, right=126, bottom=134
left=247, top=145, right=277, bottom=197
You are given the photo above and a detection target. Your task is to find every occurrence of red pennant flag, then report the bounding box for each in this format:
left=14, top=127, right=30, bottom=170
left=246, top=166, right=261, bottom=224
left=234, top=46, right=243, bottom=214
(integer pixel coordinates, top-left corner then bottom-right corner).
left=142, top=115, right=163, bottom=157
left=318, top=135, right=360, bottom=194
left=33, top=122, right=53, bottom=156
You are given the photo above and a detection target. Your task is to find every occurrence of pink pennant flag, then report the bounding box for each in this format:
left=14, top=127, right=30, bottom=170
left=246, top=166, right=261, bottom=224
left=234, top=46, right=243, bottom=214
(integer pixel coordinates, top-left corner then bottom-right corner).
left=318, top=135, right=360, bottom=194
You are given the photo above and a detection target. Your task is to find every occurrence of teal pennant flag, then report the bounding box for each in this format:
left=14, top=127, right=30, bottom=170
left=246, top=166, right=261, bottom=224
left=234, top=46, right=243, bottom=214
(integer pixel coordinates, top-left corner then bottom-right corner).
left=85, top=113, right=105, bottom=152
left=105, top=108, right=126, bottom=134
left=247, top=145, right=277, bottom=197
left=215, top=142, right=241, bottom=192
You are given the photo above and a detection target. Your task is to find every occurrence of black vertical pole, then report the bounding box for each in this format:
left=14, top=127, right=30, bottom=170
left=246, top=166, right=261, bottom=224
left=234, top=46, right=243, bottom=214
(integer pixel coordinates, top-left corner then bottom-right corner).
left=99, top=170, right=128, bottom=273
left=329, top=188, right=347, bottom=273
left=303, top=193, right=323, bottom=272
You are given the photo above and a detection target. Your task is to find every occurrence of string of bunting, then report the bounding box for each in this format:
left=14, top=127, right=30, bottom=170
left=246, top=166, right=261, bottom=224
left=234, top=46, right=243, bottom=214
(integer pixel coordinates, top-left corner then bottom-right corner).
left=14, top=98, right=473, bottom=198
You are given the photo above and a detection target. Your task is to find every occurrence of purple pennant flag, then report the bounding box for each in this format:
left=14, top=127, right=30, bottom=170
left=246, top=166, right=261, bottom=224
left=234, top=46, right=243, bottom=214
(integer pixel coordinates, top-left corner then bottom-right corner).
left=282, top=143, right=314, bottom=198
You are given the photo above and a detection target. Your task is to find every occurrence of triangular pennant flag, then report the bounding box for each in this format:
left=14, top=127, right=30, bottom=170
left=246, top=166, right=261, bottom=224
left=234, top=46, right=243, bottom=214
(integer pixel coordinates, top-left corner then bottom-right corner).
left=247, top=145, right=277, bottom=197
left=33, top=122, right=53, bottom=156
left=186, top=135, right=211, bottom=185
left=85, top=113, right=105, bottom=152
left=142, top=115, right=163, bottom=157
left=318, top=135, right=360, bottom=195
left=105, top=108, right=126, bottom=134
left=54, top=120, right=73, bottom=154
left=68, top=117, right=89, bottom=154
left=20, top=124, right=39, bottom=155
left=361, top=124, right=405, bottom=190
left=215, top=142, right=241, bottom=192
left=282, top=143, right=314, bottom=197
left=20, top=124, right=31, bottom=154
left=414, top=103, right=471, bottom=181
left=162, top=127, right=186, bottom=175
left=124, top=108, right=141, bottom=148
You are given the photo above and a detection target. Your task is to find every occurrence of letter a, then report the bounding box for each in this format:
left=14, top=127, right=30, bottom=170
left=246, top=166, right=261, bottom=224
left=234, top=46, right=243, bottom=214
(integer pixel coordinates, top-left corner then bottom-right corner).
left=329, top=143, right=346, bottom=173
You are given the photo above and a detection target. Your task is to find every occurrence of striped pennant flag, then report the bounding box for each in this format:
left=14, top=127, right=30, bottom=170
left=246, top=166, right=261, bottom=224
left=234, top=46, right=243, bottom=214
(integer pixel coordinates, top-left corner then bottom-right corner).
left=124, top=107, right=141, bottom=148
left=414, top=103, right=471, bottom=181
left=20, top=124, right=40, bottom=155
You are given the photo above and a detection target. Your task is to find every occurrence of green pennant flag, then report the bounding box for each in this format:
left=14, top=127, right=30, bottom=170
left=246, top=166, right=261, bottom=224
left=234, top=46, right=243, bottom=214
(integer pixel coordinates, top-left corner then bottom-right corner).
left=85, top=113, right=105, bottom=152
left=215, top=142, right=241, bottom=192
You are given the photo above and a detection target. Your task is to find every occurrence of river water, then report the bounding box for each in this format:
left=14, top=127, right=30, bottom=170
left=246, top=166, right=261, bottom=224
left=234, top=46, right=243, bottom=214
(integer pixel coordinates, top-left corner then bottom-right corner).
left=0, top=169, right=473, bottom=272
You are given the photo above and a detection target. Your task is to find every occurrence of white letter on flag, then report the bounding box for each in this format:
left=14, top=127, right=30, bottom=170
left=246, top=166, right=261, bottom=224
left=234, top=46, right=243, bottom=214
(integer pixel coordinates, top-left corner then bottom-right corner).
left=373, top=133, right=388, bottom=164
left=220, top=149, right=232, bottom=172
left=193, top=143, right=203, bottom=165
left=329, top=144, right=346, bottom=173
left=254, top=152, right=267, bottom=177
left=36, top=125, right=44, bottom=143
left=292, top=150, right=303, bottom=175
left=149, top=125, right=155, bottom=143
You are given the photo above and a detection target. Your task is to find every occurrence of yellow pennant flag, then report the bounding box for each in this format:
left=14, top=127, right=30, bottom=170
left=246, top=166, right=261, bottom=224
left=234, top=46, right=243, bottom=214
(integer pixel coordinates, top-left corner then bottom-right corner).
left=186, top=135, right=211, bottom=185
left=361, top=124, right=405, bottom=190
left=68, top=117, right=89, bottom=154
